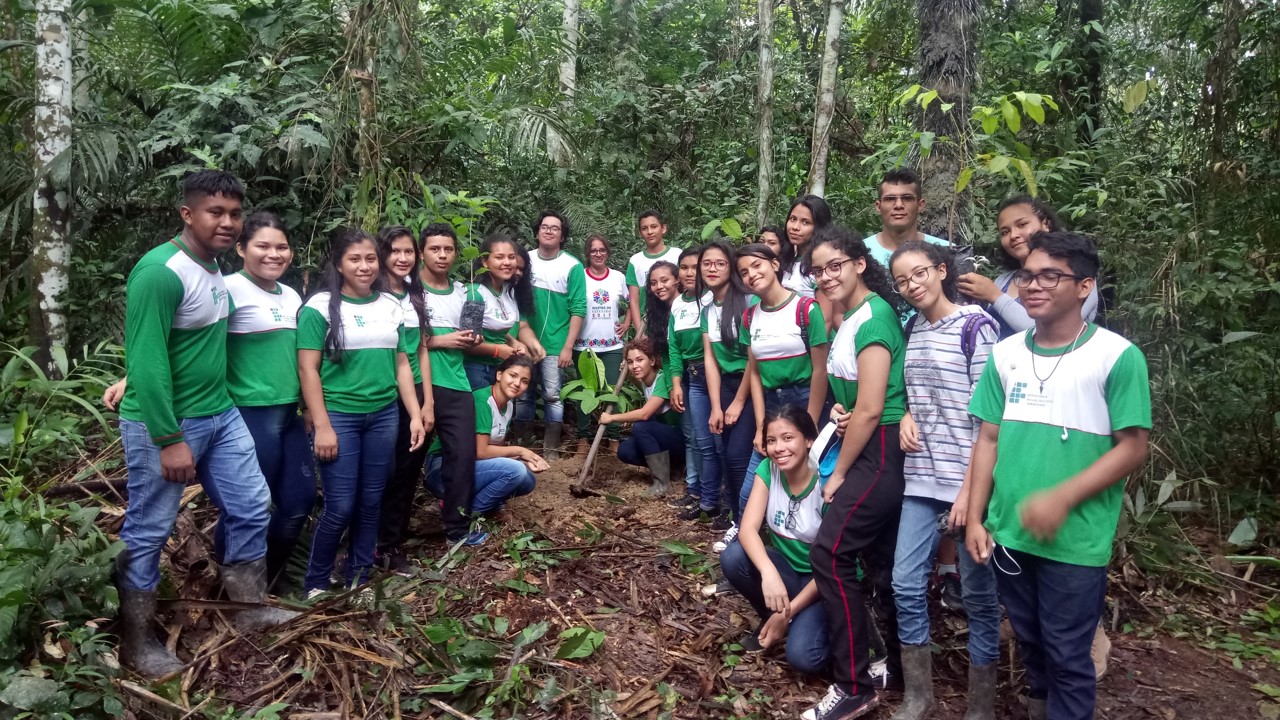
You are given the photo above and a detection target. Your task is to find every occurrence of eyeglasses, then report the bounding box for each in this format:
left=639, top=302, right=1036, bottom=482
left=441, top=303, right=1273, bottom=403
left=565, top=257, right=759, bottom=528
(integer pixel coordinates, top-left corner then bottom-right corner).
left=785, top=497, right=801, bottom=532
left=538, top=224, right=562, bottom=233
left=1012, top=269, right=1085, bottom=289
left=589, top=248, right=609, bottom=255
left=893, top=265, right=937, bottom=292
left=880, top=194, right=918, bottom=205
left=700, top=260, right=728, bottom=270
left=814, top=257, right=854, bottom=279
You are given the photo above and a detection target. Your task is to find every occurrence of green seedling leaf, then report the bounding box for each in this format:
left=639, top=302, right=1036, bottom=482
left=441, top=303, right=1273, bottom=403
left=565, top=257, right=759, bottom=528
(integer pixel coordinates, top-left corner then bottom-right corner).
left=555, top=627, right=605, bottom=659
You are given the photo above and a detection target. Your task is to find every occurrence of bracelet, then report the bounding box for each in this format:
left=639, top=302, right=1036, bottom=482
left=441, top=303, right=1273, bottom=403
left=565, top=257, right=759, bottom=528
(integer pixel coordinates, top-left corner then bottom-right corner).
left=493, top=345, right=502, bottom=358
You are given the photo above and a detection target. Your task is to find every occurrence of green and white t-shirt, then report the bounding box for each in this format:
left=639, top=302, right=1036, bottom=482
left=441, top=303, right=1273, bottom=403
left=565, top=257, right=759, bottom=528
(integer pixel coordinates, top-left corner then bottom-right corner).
left=429, top=386, right=512, bottom=455
left=390, top=289, right=426, bottom=384
left=224, top=271, right=302, bottom=407
left=422, top=281, right=472, bottom=393
left=120, top=236, right=234, bottom=445
left=576, top=267, right=629, bottom=352
left=642, top=369, right=681, bottom=427
left=667, top=291, right=712, bottom=376
left=469, top=282, right=522, bottom=366
left=781, top=266, right=817, bottom=299
left=297, top=291, right=407, bottom=415
left=968, top=325, right=1152, bottom=567
left=529, top=250, right=587, bottom=355
left=703, top=295, right=759, bottom=375
left=744, top=293, right=828, bottom=390
left=758, top=458, right=825, bottom=574
left=865, top=232, right=946, bottom=270
left=827, top=294, right=907, bottom=423
left=625, top=246, right=682, bottom=316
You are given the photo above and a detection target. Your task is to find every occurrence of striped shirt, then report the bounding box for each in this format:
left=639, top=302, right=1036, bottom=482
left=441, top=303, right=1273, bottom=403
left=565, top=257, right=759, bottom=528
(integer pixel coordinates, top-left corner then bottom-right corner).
left=903, top=305, right=997, bottom=501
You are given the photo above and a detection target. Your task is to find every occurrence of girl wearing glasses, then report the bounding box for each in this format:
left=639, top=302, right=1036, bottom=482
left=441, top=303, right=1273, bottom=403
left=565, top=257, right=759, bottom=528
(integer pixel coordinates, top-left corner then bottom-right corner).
left=668, top=247, right=715, bottom=517
left=719, top=404, right=829, bottom=674
left=956, top=196, right=1099, bottom=338
left=886, top=240, right=1001, bottom=720
left=802, top=226, right=907, bottom=720
left=729, top=244, right=829, bottom=533
left=699, top=240, right=757, bottom=533
left=572, top=234, right=630, bottom=455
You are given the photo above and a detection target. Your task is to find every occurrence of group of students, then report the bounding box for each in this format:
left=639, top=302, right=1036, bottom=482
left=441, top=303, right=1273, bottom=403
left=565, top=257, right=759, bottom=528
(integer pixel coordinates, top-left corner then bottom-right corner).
left=109, top=167, right=1151, bottom=720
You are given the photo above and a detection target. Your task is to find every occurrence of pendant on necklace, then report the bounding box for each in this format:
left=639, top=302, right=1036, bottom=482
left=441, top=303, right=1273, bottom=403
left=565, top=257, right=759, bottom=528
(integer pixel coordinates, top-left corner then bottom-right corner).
left=1039, top=382, right=1045, bottom=392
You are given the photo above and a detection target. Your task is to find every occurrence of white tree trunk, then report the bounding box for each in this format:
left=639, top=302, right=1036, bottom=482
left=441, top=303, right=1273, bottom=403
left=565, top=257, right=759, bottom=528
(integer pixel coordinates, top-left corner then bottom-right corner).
left=755, top=0, right=775, bottom=228
left=807, top=0, right=848, bottom=198
left=549, top=0, right=580, bottom=166
left=31, top=0, right=73, bottom=375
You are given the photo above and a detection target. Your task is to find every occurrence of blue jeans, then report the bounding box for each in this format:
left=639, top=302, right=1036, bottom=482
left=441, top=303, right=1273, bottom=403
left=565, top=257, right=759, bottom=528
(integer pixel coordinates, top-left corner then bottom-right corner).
left=515, top=354, right=564, bottom=423
left=237, top=404, right=316, bottom=544
left=714, top=373, right=756, bottom=519
left=891, top=496, right=1000, bottom=664
left=304, top=402, right=398, bottom=591
left=425, top=455, right=536, bottom=514
left=119, top=408, right=271, bottom=591
left=996, top=545, right=1108, bottom=720
left=684, top=367, right=721, bottom=509
left=720, top=542, right=828, bottom=675
left=680, top=406, right=700, bottom=495
left=464, top=361, right=497, bottom=392
left=617, top=420, right=685, bottom=466
left=738, top=384, right=812, bottom=517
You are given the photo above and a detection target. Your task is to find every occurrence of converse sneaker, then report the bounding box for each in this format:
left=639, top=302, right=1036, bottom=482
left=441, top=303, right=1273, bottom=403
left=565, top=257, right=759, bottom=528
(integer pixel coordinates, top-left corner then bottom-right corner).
left=667, top=492, right=699, bottom=509
left=712, top=523, right=738, bottom=553
left=710, top=509, right=733, bottom=532
left=801, top=685, right=880, bottom=720
left=869, top=658, right=903, bottom=690
left=378, top=549, right=414, bottom=577
left=940, top=571, right=966, bottom=615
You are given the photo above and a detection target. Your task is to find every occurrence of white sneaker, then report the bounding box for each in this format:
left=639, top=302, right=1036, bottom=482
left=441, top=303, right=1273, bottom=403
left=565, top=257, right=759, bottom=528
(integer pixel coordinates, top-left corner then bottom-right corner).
left=306, top=588, right=326, bottom=601
left=712, top=523, right=738, bottom=553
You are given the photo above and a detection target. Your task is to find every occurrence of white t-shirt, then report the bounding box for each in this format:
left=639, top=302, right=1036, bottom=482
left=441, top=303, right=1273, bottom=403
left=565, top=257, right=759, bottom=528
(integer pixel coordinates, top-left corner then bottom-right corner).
left=576, top=267, right=629, bottom=352
left=781, top=266, right=816, bottom=298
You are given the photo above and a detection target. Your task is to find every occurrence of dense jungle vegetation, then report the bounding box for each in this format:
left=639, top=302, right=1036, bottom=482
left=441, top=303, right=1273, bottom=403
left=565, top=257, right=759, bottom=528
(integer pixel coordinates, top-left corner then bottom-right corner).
left=0, top=0, right=1277, bottom=716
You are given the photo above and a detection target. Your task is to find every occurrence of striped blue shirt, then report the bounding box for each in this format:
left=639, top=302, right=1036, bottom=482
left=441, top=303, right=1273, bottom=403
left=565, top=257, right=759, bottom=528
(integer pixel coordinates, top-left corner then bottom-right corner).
left=903, top=305, right=998, bottom=500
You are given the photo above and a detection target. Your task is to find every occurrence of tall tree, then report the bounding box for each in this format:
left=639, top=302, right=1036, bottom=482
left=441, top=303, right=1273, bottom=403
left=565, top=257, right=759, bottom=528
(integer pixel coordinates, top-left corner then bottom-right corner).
left=30, top=0, right=73, bottom=374
left=550, top=0, right=580, bottom=166
left=755, top=0, right=775, bottom=227
left=916, top=0, right=978, bottom=241
left=806, top=0, right=848, bottom=197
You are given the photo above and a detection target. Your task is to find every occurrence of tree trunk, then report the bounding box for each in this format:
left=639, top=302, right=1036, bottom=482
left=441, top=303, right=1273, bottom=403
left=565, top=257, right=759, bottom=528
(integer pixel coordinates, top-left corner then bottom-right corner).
left=348, top=2, right=380, bottom=231
left=30, top=0, right=74, bottom=376
left=916, top=0, right=978, bottom=242
left=754, top=0, right=775, bottom=228
left=1197, top=0, right=1243, bottom=169
left=806, top=0, right=848, bottom=197
left=550, top=0, right=579, bottom=167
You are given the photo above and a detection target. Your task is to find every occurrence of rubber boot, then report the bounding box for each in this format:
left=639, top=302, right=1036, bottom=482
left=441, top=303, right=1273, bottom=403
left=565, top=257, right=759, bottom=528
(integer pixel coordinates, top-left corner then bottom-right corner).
left=1027, top=698, right=1046, bottom=720
left=963, top=662, right=997, bottom=720
left=220, top=558, right=300, bottom=632
left=643, top=452, right=672, bottom=496
left=264, top=536, right=298, bottom=596
left=114, top=553, right=183, bottom=677
left=543, top=423, right=562, bottom=460
left=889, top=644, right=934, bottom=720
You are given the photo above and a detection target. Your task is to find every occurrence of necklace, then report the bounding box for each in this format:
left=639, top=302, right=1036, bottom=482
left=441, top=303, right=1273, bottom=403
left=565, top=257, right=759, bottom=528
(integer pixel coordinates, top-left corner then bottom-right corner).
left=1031, top=322, right=1088, bottom=393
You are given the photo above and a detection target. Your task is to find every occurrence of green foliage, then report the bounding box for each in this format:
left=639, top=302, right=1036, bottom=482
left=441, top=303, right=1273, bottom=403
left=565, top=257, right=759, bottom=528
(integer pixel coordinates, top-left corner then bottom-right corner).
left=0, top=481, right=124, bottom=718
left=560, top=349, right=625, bottom=415
left=553, top=627, right=605, bottom=659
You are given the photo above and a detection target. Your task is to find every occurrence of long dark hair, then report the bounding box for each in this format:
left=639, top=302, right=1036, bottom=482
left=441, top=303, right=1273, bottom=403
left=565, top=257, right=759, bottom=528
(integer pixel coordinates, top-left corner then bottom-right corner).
left=697, top=240, right=750, bottom=345
left=319, top=227, right=378, bottom=363
left=785, top=195, right=833, bottom=272
left=889, top=240, right=960, bottom=303
left=509, top=242, right=535, bottom=317
left=805, top=225, right=906, bottom=316
left=995, top=195, right=1064, bottom=270
left=677, top=246, right=702, bottom=296
left=736, top=243, right=783, bottom=296
left=376, top=225, right=429, bottom=332
left=642, top=260, right=678, bottom=359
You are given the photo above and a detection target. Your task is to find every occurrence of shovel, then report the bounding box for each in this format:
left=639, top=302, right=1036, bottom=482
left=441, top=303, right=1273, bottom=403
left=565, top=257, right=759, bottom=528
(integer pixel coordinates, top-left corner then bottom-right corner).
left=569, top=357, right=630, bottom=498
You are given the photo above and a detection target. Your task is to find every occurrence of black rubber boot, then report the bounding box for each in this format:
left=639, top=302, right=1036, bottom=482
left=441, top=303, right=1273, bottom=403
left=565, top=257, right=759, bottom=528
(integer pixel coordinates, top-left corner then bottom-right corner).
left=114, top=553, right=183, bottom=677
left=220, top=558, right=300, bottom=632
left=264, top=536, right=298, bottom=596
left=889, top=643, right=934, bottom=720
left=643, top=452, right=672, bottom=496
left=543, top=423, right=562, bottom=460
left=963, top=662, right=997, bottom=720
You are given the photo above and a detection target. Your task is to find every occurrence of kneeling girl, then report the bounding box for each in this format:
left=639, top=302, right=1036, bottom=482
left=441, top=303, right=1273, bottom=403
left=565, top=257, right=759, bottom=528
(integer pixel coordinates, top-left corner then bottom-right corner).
left=600, top=337, right=685, bottom=495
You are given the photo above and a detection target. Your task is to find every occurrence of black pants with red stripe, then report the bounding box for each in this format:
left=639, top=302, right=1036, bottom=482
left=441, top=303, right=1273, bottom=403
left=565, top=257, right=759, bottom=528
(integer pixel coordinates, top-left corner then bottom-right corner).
left=810, top=424, right=905, bottom=696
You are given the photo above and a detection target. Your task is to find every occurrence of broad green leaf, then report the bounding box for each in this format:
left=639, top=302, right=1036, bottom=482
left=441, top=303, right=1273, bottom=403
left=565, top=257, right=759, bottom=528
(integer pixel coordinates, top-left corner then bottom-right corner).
left=0, top=675, right=60, bottom=711
left=1222, top=331, right=1259, bottom=344
left=955, top=167, right=974, bottom=193
left=1122, top=80, right=1148, bottom=113
left=1228, top=517, right=1258, bottom=547
left=988, top=155, right=1010, bottom=173
left=918, top=132, right=935, bottom=154
left=1156, top=472, right=1177, bottom=507
left=1021, top=98, right=1045, bottom=124
left=516, top=620, right=549, bottom=646
left=1001, top=99, right=1021, bottom=133
left=721, top=218, right=743, bottom=239
left=897, top=84, right=922, bottom=105
left=13, top=408, right=27, bottom=445
left=919, top=89, right=939, bottom=109
left=981, top=115, right=999, bottom=135
left=1034, top=60, right=1051, bottom=73
left=555, top=627, right=606, bottom=659
left=701, top=218, right=721, bottom=240
left=581, top=396, right=599, bottom=414
left=1013, top=158, right=1038, bottom=196
left=1161, top=501, right=1203, bottom=512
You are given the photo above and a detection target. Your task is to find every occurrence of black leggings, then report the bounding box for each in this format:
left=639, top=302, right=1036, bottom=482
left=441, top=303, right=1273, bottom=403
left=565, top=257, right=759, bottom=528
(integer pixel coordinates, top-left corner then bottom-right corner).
left=809, top=424, right=905, bottom=696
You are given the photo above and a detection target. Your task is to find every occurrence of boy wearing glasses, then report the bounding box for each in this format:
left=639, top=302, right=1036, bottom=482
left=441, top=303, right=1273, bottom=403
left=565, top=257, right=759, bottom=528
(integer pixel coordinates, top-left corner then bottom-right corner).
left=964, top=232, right=1151, bottom=720
left=519, top=210, right=586, bottom=458
left=864, top=168, right=946, bottom=269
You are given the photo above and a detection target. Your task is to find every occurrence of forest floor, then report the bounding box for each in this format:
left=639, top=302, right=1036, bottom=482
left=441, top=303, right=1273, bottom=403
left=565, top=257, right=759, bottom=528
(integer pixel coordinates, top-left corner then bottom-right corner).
left=97, top=449, right=1280, bottom=720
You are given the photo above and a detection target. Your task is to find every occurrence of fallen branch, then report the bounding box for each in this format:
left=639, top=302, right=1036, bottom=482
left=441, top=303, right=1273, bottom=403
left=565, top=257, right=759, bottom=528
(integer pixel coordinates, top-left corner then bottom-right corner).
left=425, top=698, right=480, bottom=720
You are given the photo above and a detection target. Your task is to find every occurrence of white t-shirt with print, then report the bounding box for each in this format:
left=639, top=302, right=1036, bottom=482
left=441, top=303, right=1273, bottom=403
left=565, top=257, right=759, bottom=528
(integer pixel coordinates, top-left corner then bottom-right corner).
left=576, top=268, right=629, bottom=352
